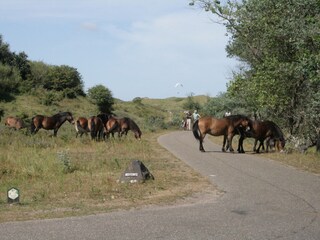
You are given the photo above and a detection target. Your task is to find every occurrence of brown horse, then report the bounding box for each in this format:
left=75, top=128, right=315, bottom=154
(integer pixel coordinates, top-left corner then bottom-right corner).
left=75, top=117, right=89, bottom=138
left=31, top=112, right=74, bottom=136
left=237, top=120, right=285, bottom=153
left=192, top=115, right=252, bottom=152
left=5, top=116, right=26, bottom=130
left=88, top=116, right=104, bottom=141
left=106, top=116, right=142, bottom=140
left=105, top=116, right=120, bottom=138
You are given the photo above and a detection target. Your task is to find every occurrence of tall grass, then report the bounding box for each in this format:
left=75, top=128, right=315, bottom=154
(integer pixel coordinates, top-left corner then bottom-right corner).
left=0, top=125, right=213, bottom=222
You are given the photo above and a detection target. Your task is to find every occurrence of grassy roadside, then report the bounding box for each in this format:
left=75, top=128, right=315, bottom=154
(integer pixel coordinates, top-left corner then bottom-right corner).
left=208, top=135, right=320, bottom=174
left=0, top=129, right=214, bottom=223
left=1, top=94, right=318, bottom=223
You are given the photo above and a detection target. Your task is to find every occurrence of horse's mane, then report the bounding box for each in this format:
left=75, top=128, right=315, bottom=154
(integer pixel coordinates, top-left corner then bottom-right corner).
left=225, top=114, right=249, bottom=121
left=268, top=121, right=285, bottom=141
left=52, top=112, right=72, bottom=118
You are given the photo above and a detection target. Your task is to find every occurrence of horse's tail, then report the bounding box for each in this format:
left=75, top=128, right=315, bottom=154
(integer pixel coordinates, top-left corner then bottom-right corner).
left=30, top=117, right=36, bottom=134
left=128, top=118, right=142, bottom=139
left=90, top=118, right=96, bottom=139
left=75, top=120, right=86, bottom=133
left=108, top=120, right=119, bottom=135
left=192, top=120, right=201, bottom=141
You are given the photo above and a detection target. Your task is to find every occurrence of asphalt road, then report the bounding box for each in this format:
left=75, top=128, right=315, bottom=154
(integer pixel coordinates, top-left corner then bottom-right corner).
left=0, top=131, right=319, bottom=240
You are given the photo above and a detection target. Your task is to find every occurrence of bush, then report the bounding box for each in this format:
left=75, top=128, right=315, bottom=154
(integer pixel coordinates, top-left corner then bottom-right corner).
left=87, top=85, right=114, bottom=113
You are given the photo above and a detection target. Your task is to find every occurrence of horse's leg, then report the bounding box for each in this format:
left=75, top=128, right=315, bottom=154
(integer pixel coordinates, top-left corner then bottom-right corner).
left=253, top=139, right=258, bottom=152
left=53, top=129, right=58, bottom=137
left=265, top=137, right=271, bottom=153
left=261, top=140, right=265, bottom=151
left=228, top=135, right=234, bottom=152
left=256, top=140, right=264, bottom=153
left=33, top=128, right=40, bottom=134
left=238, top=135, right=245, bottom=153
left=199, top=133, right=205, bottom=152
left=222, top=135, right=227, bottom=152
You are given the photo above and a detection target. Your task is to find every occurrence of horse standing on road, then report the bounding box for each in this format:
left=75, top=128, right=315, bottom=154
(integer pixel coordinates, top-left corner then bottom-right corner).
left=192, top=115, right=252, bottom=152
left=237, top=120, right=285, bottom=153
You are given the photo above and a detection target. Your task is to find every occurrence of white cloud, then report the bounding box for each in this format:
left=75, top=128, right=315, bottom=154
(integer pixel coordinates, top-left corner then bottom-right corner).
left=0, top=0, right=237, bottom=100
left=95, top=10, right=235, bottom=100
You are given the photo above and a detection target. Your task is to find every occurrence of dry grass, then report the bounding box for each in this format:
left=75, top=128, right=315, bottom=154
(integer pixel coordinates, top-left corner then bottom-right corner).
left=0, top=128, right=214, bottom=223
left=208, top=135, right=320, bottom=174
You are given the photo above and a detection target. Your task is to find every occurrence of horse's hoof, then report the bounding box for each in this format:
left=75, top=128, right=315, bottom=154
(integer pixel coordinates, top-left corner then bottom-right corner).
left=222, top=148, right=226, bottom=152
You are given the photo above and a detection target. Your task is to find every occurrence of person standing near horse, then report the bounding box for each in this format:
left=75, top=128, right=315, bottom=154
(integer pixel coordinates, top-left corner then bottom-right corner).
left=192, top=110, right=201, bottom=122
left=186, top=111, right=192, bottom=131
left=224, top=110, right=231, bottom=117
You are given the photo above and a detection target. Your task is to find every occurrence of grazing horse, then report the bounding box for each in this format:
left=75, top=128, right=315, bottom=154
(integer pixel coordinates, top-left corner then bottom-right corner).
left=75, top=117, right=89, bottom=138
left=88, top=116, right=104, bottom=141
left=106, top=116, right=142, bottom=140
left=237, top=120, right=285, bottom=153
left=105, top=116, right=120, bottom=138
left=31, top=112, right=74, bottom=136
left=192, top=115, right=252, bottom=152
left=5, top=116, right=26, bottom=130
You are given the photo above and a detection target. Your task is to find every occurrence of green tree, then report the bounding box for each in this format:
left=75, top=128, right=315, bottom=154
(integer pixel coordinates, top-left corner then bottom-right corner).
left=0, top=35, right=15, bottom=66
left=0, top=63, right=21, bottom=101
left=45, top=65, right=85, bottom=98
left=182, top=94, right=201, bottom=111
left=14, top=51, right=31, bottom=80
left=190, top=0, right=320, bottom=150
left=87, top=85, right=114, bottom=113
left=202, top=92, right=249, bottom=118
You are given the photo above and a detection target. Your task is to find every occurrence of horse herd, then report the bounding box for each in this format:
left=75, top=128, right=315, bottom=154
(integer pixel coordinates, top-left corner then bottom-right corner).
left=4, top=112, right=285, bottom=153
left=192, top=114, right=286, bottom=153
left=4, top=112, right=142, bottom=141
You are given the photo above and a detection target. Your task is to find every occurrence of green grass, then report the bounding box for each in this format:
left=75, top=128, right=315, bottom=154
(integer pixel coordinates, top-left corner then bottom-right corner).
left=0, top=128, right=214, bottom=222
left=0, top=94, right=214, bottom=222
left=0, top=94, right=318, bottom=223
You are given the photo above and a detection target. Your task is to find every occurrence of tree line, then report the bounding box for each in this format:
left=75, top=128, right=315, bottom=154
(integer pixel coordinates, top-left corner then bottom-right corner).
left=0, top=34, right=114, bottom=113
left=190, top=0, right=320, bottom=151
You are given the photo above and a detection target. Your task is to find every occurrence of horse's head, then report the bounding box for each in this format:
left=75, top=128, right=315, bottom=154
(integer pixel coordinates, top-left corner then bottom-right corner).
left=230, top=115, right=252, bottom=131
left=134, top=131, right=142, bottom=140
left=66, top=112, right=75, bottom=124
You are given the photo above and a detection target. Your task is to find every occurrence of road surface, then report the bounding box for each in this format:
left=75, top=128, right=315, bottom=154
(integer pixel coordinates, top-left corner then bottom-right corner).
left=0, top=131, right=319, bottom=239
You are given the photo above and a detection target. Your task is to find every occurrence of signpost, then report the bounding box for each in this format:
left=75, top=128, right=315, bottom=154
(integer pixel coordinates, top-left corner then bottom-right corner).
left=119, top=160, right=154, bottom=183
left=7, top=187, right=20, bottom=204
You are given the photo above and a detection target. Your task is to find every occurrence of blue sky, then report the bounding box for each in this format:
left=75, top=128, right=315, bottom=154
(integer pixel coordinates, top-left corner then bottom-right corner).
left=0, top=0, right=237, bottom=101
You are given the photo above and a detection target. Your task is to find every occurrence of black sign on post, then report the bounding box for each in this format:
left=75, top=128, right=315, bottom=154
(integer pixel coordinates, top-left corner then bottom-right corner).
left=119, top=160, right=154, bottom=183
left=7, top=187, right=20, bottom=204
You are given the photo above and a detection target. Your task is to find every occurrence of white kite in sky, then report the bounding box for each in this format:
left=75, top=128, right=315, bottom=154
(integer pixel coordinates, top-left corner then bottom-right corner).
left=174, top=82, right=183, bottom=88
